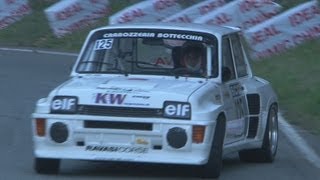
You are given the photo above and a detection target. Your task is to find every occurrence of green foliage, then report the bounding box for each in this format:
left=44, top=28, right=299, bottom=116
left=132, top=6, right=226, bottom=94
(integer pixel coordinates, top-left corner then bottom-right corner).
left=252, top=40, right=320, bottom=134
left=274, top=0, right=309, bottom=10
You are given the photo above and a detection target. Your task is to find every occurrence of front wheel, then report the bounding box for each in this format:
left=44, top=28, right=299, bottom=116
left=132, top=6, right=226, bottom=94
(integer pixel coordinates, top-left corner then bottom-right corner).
left=239, top=104, right=278, bottom=162
left=201, top=114, right=226, bottom=178
left=34, top=157, right=60, bottom=174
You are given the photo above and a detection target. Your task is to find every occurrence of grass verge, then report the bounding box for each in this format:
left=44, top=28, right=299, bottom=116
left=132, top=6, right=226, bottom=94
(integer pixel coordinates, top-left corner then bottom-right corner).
left=252, top=40, right=320, bottom=134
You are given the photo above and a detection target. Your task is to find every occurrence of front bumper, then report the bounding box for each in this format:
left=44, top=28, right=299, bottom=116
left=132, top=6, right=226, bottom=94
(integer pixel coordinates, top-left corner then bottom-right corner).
left=32, top=113, right=215, bottom=165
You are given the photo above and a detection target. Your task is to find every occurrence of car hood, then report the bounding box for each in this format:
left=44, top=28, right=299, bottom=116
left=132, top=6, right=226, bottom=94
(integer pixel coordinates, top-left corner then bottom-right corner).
left=53, top=76, right=207, bottom=108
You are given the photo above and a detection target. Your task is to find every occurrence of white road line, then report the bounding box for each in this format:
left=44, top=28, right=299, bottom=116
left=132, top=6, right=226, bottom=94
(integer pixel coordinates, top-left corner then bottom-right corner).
left=0, top=47, right=78, bottom=57
left=279, top=114, right=320, bottom=169
left=1, top=46, right=319, bottom=169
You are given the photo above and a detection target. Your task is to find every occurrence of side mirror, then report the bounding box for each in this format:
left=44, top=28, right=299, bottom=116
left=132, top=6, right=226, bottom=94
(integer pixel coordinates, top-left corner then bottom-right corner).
left=222, top=66, right=231, bottom=82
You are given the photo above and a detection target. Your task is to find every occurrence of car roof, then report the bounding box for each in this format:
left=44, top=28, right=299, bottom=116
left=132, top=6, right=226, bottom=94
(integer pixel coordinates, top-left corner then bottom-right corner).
left=92, top=22, right=240, bottom=37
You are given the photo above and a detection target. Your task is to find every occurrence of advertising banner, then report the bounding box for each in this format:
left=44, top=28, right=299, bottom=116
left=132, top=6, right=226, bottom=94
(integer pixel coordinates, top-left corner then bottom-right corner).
left=162, top=0, right=226, bottom=23
left=194, top=0, right=282, bottom=29
left=45, top=0, right=111, bottom=37
left=244, top=0, right=320, bottom=59
left=0, top=0, right=31, bottom=30
left=109, top=0, right=181, bottom=25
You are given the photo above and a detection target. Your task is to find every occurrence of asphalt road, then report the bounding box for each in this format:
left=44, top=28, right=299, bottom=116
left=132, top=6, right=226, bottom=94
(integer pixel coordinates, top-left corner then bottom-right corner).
left=0, top=50, right=319, bottom=179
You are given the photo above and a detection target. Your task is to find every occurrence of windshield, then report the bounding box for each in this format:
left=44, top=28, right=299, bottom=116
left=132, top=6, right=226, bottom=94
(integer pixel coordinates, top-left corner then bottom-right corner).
left=76, top=29, right=218, bottom=78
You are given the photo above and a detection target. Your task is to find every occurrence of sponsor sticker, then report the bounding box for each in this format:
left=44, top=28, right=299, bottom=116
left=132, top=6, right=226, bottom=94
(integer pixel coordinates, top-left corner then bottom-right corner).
left=95, top=93, right=126, bottom=104
left=102, top=32, right=203, bottom=41
left=103, top=32, right=155, bottom=38
left=94, top=38, right=114, bottom=50
left=86, top=145, right=148, bottom=153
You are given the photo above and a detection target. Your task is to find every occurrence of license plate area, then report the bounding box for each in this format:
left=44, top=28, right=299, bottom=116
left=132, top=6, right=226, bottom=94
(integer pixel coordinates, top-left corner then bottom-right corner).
left=85, top=145, right=149, bottom=154
left=85, top=133, right=133, bottom=145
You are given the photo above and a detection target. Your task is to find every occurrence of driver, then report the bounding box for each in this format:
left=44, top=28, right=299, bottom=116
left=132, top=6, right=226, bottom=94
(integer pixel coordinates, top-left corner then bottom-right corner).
left=180, top=42, right=205, bottom=74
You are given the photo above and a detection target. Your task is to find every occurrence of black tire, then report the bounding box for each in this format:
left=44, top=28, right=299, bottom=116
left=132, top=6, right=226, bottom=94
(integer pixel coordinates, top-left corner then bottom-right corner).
left=201, top=114, right=226, bottom=178
left=34, top=157, right=60, bottom=174
left=239, top=104, right=278, bottom=162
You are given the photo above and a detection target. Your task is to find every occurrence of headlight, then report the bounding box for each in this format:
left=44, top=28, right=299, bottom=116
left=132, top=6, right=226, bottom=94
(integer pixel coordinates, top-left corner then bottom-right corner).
left=163, top=101, right=191, bottom=119
left=50, top=96, right=78, bottom=114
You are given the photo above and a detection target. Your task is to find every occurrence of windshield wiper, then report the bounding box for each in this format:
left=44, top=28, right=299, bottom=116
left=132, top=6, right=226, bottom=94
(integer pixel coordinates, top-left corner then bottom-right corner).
left=171, top=68, right=206, bottom=78
left=126, top=60, right=160, bottom=67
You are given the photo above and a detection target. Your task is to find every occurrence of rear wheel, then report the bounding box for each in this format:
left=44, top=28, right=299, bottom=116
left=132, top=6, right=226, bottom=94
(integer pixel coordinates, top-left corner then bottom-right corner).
left=201, top=114, right=226, bottom=178
left=34, top=157, right=60, bottom=174
left=239, top=104, right=278, bottom=162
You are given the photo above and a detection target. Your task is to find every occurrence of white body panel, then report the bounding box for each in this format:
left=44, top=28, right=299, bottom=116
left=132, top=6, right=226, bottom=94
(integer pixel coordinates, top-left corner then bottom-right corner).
left=32, top=23, right=278, bottom=166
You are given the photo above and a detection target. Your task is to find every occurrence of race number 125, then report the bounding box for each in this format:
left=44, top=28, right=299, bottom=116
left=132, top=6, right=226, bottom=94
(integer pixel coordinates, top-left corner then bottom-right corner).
left=94, top=39, right=114, bottom=50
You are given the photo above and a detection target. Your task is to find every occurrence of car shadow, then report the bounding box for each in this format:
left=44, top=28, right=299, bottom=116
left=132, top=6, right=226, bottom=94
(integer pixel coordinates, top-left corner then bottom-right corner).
left=57, top=153, right=248, bottom=179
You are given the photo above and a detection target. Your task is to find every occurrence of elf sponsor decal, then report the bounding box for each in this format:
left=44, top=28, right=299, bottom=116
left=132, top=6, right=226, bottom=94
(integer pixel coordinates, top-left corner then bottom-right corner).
left=86, top=145, right=148, bottom=153
left=95, top=93, right=126, bottom=104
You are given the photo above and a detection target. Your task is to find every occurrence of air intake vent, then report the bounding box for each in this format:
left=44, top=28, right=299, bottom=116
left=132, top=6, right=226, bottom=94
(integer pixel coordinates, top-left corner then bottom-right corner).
left=247, top=117, right=259, bottom=138
left=84, top=121, right=153, bottom=131
left=77, top=105, right=163, bottom=118
left=246, top=94, right=260, bottom=115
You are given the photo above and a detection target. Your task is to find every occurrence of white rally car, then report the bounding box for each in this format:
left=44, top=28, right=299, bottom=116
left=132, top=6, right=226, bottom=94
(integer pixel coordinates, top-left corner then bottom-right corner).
left=32, top=23, right=278, bottom=178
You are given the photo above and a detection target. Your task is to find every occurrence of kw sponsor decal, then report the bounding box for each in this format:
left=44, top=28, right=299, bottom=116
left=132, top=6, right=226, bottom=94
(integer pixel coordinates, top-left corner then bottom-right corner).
left=95, top=93, right=126, bottom=104
left=86, top=145, right=148, bottom=153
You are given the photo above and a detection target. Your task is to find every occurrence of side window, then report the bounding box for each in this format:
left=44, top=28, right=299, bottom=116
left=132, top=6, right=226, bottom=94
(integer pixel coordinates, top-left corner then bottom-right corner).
left=222, top=37, right=236, bottom=82
left=230, top=34, right=248, bottom=78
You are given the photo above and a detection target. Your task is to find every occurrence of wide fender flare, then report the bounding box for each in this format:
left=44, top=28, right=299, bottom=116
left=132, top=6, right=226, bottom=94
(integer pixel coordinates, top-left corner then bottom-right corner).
left=260, top=96, right=278, bottom=139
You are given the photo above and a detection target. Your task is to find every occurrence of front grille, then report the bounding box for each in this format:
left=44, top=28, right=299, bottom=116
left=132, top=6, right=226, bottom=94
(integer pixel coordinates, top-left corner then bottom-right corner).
left=77, top=105, right=163, bottom=118
left=84, top=120, right=153, bottom=131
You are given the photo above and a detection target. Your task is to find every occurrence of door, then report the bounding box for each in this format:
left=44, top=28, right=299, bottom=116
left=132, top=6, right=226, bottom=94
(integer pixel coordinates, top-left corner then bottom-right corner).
left=221, top=36, right=248, bottom=144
